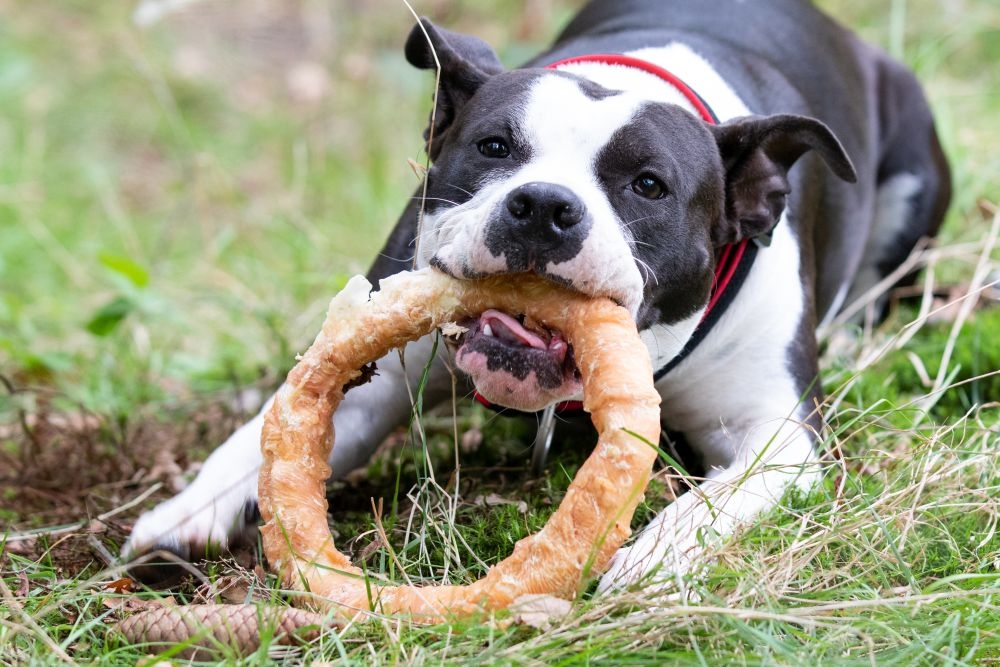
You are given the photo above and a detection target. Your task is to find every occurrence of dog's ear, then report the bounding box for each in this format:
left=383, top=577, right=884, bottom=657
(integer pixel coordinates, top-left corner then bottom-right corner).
left=709, top=114, right=857, bottom=246
left=405, top=18, right=505, bottom=159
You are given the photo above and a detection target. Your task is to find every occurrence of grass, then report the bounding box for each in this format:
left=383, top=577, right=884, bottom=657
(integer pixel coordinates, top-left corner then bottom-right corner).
left=1, top=0, right=999, bottom=664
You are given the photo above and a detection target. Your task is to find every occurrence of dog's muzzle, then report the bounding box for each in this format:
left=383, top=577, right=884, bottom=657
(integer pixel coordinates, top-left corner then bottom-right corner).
left=452, top=308, right=582, bottom=412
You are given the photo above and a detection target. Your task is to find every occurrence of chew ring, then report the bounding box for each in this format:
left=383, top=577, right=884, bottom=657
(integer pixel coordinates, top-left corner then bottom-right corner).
left=258, top=268, right=660, bottom=621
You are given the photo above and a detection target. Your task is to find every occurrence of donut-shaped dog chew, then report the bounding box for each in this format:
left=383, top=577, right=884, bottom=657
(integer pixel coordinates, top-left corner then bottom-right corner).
left=258, top=268, right=661, bottom=621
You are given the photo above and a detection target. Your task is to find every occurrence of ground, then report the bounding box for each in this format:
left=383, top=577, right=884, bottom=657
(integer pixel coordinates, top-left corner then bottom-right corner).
left=1, top=0, right=999, bottom=664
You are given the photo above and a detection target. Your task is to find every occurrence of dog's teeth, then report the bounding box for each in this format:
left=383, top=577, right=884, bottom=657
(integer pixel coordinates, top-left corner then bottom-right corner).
left=483, top=323, right=494, bottom=337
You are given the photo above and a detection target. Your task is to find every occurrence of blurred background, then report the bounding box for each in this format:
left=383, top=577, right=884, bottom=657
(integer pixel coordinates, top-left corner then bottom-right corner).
left=0, top=0, right=997, bottom=548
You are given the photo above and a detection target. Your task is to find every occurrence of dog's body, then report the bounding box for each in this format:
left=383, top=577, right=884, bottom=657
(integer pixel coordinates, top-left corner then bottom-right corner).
left=126, top=0, right=949, bottom=590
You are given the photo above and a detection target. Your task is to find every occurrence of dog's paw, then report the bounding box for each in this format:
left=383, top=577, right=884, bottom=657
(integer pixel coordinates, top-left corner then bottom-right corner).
left=122, top=482, right=259, bottom=582
left=598, top=534, right=674, bottom=594
left=597, top=523, right=706, bottom=596
left=122, top=411, right=268, bottom=581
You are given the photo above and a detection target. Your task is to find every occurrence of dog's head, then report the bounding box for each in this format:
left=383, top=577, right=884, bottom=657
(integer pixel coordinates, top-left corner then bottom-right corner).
left=405, top=19, right=855, bottom=412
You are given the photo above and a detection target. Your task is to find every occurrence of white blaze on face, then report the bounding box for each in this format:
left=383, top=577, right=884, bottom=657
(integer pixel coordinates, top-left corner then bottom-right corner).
left=516, top=75, right=650, bottom=314
left=418, top=73, right=648, bottom=315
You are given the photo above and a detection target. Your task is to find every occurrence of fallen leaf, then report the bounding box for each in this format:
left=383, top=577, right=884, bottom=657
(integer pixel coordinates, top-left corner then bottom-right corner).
left=509, top=594, right=572, bottom=630
left=3, top=538, right=37, bottom=556
left=194, top=573, right=265, bottom=605
left=104, top=577, right=136, bottom=594
left=474, top=493, right=528, bottom=514
left=103, top=592, right=175, bottom=615
left=15, top=570, right=29, bottom=597
left=143, top=448, right=186, bottom=494
left=461, top=427, right=483, bottom=453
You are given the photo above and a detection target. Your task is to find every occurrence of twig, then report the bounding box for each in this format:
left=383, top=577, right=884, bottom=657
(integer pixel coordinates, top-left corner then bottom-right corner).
left=87, top=534, right=117, bottom=569
left=821, top=237, right=931, bottom=336
left=0, top=374, right=43, bottom=472
left=820, top=238, right=991, bottom=339
left=4, top=483, right=162, bottom=543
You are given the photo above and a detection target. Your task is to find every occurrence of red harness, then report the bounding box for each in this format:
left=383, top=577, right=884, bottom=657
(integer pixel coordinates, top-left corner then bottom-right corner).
left=474, top=54, right=753, bottom=413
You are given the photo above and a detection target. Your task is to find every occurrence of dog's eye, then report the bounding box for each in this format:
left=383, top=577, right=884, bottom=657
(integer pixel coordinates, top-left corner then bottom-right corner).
left=477, top=137, right=511, bottom=159
left=631, top=174, right=666, bottom=199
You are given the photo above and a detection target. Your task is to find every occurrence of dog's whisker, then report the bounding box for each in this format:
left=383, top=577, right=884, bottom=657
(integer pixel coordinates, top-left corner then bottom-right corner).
left=377, top=250, right=417, bottom=265
left=622, top=214, right=656, bottom=229
left=412, top=196, right=463, bottom=207
left=634, top=256, right=659, bottom=287
left=445, top=182, right=475, bottom=197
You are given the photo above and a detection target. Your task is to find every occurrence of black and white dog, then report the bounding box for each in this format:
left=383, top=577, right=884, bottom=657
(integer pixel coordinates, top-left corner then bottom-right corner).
left=125, top=0, right=950, bottom=591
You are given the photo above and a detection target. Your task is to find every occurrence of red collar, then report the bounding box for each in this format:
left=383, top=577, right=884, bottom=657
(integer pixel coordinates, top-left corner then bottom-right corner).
left=474, top=55, right=752, bottom=412
left=546, top=54, right=718, bottom=124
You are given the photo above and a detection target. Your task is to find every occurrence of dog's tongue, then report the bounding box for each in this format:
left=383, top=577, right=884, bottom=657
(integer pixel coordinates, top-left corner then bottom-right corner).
left=478, top=308, right=571, bottom=363
left=480, top=309, right=548, bottom=350
left=455, top=309, right=578, bottom=412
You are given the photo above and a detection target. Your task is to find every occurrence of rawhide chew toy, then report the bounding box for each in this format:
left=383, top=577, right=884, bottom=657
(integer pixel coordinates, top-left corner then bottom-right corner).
left=258, top=268, right=661, bottom=621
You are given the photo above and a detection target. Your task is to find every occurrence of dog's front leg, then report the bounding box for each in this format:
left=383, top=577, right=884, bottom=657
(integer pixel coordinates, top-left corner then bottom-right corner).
left=598, top=414, right=822, bottom=594
left=123, top=334, right=453, bottom=561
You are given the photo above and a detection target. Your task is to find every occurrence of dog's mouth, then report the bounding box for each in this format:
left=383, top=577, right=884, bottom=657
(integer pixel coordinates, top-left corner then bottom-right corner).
left=451, top=309, right=582, bottom=412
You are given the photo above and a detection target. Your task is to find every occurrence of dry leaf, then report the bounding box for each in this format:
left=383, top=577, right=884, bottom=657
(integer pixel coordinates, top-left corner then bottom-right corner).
left=15, top=570, right=29, bottom=597
left=104, top=594, right=168, bottom=615
left=461, top=427, right=483, bottom=453
left=194, top=573, right=265, bottom=605
left=3, top=538, right=36, bottom=556
left=473, top=493, right=528, bottom=514
left=104, top=577, right=136, bottom=594
left=407, top=158, right=429, bottom=179
left=509, top=594, right=572, bottom=629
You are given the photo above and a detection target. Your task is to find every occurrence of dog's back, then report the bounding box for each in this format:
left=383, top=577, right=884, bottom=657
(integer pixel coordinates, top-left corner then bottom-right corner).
left=540, top=0, right=950, bottom=321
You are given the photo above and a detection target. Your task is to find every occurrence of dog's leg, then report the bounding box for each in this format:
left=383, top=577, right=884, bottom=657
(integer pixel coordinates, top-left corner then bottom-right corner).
left=124, top=334, right=453, bottom=561
left=125, top=192, right=432, bottom=562
left=842, top=56, right=951, bottom=317
left=597, top=414, right=821, bottom=593
left=600, top=208, right=828, bottom=593
left=599, top=368, right=825, bottom=594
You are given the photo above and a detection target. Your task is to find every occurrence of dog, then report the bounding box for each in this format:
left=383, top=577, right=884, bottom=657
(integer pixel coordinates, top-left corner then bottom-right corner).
left=125, top=0, right=950, bottom=592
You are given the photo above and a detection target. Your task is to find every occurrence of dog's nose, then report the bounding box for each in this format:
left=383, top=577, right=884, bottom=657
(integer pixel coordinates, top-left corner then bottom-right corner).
left=487, top=182, right=591, bottom=271
left=505, top=182, right=585, bottom=238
